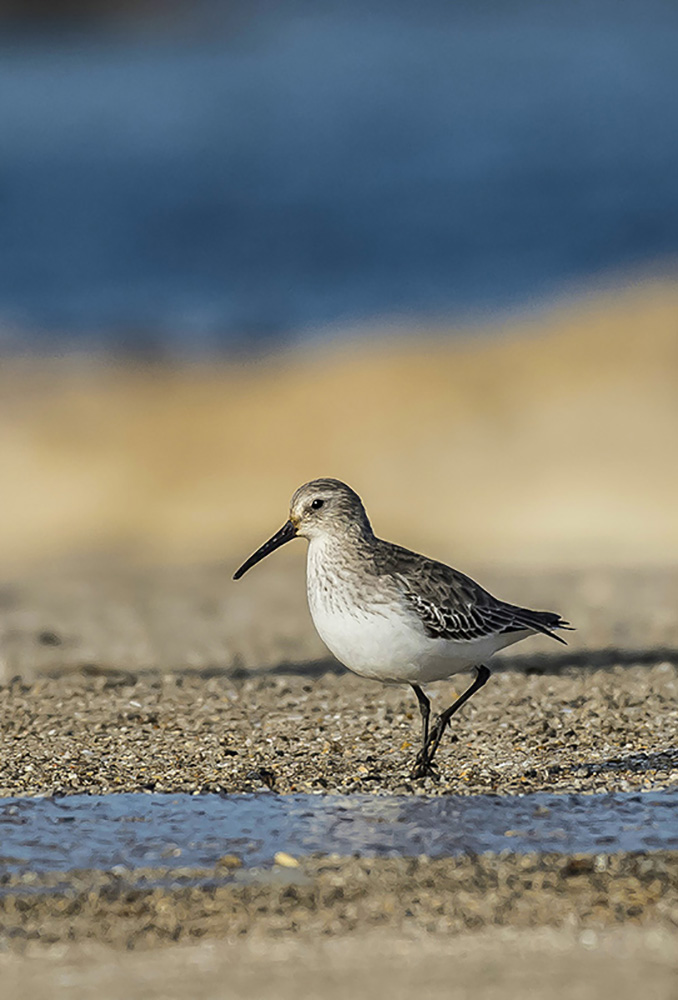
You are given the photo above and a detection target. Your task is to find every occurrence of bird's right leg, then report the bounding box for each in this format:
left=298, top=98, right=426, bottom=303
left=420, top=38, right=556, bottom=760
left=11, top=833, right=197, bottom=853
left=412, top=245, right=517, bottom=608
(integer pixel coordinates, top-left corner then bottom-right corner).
left=410, top=684, right=438, bottom=779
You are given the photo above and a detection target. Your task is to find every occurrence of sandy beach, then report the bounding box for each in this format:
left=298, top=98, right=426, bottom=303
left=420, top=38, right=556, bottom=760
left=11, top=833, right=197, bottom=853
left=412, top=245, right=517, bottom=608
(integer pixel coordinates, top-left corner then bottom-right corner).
left=1, top=645, right=676, bottom=800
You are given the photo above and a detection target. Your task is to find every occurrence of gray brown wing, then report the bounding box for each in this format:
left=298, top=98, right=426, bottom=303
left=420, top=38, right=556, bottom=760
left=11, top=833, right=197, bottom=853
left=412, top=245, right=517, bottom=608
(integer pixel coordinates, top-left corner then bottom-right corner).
left=375, top=541, right=570, bottom=643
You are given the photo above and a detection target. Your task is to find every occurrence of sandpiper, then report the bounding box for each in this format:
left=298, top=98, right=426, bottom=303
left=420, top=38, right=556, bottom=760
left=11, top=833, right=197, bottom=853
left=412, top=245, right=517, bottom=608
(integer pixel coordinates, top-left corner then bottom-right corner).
left=233, top=479, right=571, bottom=778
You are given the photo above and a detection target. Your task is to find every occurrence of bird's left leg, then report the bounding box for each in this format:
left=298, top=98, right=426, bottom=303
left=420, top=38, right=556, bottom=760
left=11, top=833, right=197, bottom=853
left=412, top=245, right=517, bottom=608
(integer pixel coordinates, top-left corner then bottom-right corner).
left=423, top=665, right=491, bottom=770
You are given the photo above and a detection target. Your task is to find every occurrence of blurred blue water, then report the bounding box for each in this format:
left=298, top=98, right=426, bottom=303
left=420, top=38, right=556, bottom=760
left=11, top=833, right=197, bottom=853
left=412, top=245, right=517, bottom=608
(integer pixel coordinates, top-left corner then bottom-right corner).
left=1, top=0, right=677, bottom=353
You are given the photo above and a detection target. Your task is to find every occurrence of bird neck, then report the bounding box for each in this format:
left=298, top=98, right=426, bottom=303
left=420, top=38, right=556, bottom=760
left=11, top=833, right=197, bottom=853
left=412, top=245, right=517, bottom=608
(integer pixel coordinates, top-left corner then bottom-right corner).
left=307, top=520, right=375, bottom=567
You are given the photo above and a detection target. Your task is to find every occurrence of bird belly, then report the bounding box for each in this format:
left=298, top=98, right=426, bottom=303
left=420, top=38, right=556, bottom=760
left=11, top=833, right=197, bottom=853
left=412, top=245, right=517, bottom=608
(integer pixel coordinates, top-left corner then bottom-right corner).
left=309, top=595, right=532, bottom=684
left=412, top=630, right=533, bottom=682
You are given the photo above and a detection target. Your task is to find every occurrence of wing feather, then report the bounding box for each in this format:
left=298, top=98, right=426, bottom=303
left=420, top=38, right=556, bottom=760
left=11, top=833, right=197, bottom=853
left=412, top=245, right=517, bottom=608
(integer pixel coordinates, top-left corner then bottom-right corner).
left=373, top=541, right=571, bottom=644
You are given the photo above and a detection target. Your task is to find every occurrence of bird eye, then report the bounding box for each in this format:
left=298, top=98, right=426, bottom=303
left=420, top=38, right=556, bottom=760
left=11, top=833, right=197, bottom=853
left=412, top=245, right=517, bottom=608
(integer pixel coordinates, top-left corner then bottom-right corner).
left=311, top=498, right=324, bottom=510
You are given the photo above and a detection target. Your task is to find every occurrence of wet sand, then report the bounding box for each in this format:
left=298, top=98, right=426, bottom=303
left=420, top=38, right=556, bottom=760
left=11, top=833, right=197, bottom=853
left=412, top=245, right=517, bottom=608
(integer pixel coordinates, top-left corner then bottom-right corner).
left=1, top=853, right=678, bottom=998
left=2, top=852, right=678, bottom=950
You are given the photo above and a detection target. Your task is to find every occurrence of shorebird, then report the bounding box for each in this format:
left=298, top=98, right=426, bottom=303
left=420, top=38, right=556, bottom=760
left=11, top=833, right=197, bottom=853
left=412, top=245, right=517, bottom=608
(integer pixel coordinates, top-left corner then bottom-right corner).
left=233, top=479, right=571, bottom=778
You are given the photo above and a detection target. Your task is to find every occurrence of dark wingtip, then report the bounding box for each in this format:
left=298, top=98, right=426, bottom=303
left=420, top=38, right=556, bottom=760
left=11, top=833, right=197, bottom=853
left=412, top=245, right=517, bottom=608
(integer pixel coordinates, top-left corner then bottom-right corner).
left=517, top=609, right=574, bottom=645
left=548, top=617, right=575, bottom=644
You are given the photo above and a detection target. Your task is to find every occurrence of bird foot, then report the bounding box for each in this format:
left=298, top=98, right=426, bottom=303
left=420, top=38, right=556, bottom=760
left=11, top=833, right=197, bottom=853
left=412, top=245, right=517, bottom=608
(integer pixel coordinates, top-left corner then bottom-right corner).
left=411, top=752, right=439, bottom=781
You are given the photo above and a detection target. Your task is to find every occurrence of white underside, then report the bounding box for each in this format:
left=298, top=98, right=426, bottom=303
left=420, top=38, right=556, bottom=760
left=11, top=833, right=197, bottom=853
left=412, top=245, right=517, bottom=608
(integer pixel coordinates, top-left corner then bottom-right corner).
left=306, top=538, right=532, bottom=684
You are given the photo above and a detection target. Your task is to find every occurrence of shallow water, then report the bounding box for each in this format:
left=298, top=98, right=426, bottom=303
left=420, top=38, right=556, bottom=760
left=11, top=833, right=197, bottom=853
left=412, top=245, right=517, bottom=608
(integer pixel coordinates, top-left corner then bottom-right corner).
left=0, top=790, right=676, bottom=876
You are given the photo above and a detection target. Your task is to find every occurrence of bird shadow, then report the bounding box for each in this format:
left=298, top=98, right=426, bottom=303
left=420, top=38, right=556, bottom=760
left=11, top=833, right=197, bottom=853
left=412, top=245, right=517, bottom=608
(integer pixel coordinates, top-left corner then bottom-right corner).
left=51, top=645, right=676, bottom=684
left=574, top=748, right=678, bottom=776
left=497, top=646, right=678, bottom=675
left=526, top=748, right=678, bottom=780
left=249, top=646, right=677, bottom=679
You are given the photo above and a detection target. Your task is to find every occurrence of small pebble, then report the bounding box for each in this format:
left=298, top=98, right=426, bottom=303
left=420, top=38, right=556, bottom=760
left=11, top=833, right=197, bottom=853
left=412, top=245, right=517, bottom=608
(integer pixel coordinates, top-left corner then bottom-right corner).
left=274, top=852, right=300, bottom=868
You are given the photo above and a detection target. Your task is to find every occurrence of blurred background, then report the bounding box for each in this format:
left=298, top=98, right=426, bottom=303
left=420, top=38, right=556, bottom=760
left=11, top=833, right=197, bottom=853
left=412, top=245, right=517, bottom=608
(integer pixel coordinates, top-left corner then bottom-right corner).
left=0, top=0, right=676, bottom=585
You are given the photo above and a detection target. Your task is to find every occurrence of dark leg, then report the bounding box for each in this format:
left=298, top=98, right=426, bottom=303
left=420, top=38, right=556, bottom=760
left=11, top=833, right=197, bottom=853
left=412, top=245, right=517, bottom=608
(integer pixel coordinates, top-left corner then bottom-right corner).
left=410, top=683, right=439, bottom=780
left=426, top=665, right=491, bottom=763
left=412, top=665, right=491, bottom=779
left=410, top=684, right=431, bottom=753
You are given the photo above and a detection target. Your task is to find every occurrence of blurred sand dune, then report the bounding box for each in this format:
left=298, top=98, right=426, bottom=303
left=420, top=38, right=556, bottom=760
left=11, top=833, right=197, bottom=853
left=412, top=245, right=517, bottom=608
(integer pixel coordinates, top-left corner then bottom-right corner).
left=1, top=279, right=676, bottom=573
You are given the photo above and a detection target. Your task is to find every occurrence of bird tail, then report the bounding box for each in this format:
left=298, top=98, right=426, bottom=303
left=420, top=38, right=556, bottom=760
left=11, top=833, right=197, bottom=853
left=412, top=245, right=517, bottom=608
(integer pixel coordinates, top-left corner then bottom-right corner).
left=508, top=607, right=574, bottom=645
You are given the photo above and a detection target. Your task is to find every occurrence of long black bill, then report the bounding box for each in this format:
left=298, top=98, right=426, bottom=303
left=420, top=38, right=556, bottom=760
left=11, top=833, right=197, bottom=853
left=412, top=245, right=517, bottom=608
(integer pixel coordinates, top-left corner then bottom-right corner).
left=232, top=520, right=298, bottom=580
